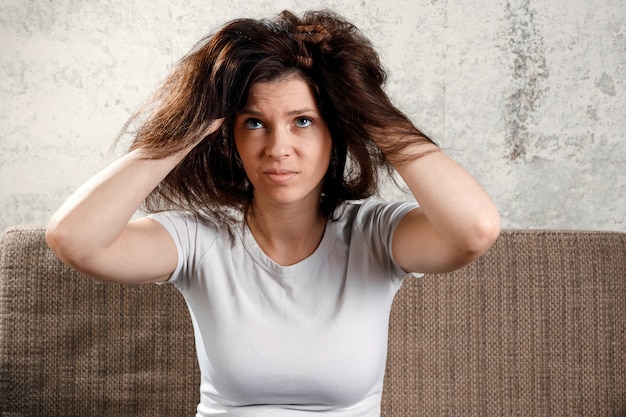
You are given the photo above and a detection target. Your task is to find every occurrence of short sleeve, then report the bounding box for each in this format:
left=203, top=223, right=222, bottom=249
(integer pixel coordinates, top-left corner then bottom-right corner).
left=148, top=211, right=220, bottom=290
left=355, top=199, right=424, bottom=280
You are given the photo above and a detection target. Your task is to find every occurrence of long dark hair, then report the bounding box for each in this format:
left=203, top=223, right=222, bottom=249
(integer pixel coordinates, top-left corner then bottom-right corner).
left=122, top=10, right=435, bottom=221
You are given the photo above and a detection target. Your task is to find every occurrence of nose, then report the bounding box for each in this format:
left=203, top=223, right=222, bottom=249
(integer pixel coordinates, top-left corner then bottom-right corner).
left=265, top=127, right=292, bottom=160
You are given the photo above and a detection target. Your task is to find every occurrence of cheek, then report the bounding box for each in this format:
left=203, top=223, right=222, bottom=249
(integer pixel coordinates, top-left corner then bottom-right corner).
left=232, top=141, right=254, bottom=179
left=234, top=135, right=259, bottom=163
left=233, top=127, right=247, bottom=151
left=235, top=149, right=254, bottom=176
left=321, top=137, right=333, bottom=167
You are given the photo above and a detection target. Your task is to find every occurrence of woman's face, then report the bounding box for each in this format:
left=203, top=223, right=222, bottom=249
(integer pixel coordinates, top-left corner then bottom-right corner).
left=234, top=75, right=332, bottom=210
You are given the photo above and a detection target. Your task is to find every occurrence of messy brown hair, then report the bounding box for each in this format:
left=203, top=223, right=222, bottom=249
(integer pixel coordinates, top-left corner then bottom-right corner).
left=123, top=10, right=435, bottom=221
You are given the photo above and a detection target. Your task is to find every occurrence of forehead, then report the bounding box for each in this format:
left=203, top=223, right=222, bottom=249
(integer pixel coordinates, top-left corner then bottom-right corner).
left=244, top=76, right=319, bottom=110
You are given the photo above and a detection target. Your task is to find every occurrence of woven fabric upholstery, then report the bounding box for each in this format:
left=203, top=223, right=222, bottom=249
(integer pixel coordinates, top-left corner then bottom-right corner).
left=383, top=229, right=626, bottom=417
left=0, top=226, right=199, bottom=416
left=1, top=226, right=625, bottom=416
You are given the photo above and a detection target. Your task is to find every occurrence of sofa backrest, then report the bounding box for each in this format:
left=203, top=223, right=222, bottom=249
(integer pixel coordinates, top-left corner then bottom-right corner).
left=383, top=228, right=625, bottom=416
left=1, top=226, right=625, bottom=416
left=1, top=226, right=199, bottom=416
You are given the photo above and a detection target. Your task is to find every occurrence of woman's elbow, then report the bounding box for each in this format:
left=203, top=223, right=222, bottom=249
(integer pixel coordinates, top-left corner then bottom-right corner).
left=45, top=217, right=64, bottom=255
left=461, top=211, right=501, bottom=260
left=45, top=218, right=89, bottom=269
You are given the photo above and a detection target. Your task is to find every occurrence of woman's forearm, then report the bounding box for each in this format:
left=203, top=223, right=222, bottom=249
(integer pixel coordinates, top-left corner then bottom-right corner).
left=45, top=148, right=186, bottom=264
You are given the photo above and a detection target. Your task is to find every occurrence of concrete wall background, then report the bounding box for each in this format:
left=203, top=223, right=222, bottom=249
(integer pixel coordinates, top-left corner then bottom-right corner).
left=1, top=0, right=624, bottom=233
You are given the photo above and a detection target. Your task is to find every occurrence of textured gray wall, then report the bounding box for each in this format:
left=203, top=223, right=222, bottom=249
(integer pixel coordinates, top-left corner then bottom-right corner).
left=1, top=0, right=624, bottom=233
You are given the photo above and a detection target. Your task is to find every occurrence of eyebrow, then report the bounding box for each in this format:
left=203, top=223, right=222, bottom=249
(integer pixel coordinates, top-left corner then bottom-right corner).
left=238, top=107, right=319, bottom=116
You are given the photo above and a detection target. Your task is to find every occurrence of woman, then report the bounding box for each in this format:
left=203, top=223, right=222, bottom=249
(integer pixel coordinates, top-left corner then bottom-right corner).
left=46, top=10, right=501, bottom=416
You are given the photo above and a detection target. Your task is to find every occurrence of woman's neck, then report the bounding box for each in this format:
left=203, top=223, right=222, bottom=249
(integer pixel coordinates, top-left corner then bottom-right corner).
left=246, top=200, right=327, bottom=266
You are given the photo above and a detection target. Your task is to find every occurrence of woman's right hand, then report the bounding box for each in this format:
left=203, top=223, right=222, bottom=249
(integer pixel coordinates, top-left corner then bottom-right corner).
left=46, top=119, right=223, bottom=284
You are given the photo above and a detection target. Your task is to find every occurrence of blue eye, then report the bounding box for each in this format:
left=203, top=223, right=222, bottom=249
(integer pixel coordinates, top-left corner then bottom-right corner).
left=244, top=118, right=264, bottom=129
left=295, top=117, right=313, bottom=127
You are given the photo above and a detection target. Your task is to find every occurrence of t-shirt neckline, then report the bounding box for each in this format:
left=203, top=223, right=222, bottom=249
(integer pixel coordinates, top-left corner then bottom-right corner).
left=239, top=220, right=337, bottom=280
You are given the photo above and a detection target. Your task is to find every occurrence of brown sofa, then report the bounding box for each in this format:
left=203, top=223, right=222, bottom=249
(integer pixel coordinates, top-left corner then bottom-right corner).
left=1, top=225, right=624, bottom=416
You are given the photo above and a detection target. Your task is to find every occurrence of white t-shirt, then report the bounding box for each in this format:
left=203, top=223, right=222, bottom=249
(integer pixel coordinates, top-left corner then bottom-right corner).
left=152, top=198, right=421, bottom=417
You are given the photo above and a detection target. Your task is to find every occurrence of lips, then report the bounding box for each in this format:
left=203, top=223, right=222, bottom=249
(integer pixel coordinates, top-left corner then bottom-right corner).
left=263, top=169, right=298, bottom=184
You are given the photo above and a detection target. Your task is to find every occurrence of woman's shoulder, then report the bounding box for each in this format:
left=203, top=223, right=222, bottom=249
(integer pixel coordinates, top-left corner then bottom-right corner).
left=148, top=210, right=236, bottom=240
left=330, top=198, right=418, bottom=246
left=338, top=197, right=418, bottom=224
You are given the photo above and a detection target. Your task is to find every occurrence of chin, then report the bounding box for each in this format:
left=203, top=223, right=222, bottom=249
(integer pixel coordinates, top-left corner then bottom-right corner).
left=257, top=189, right=321, bottom=208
